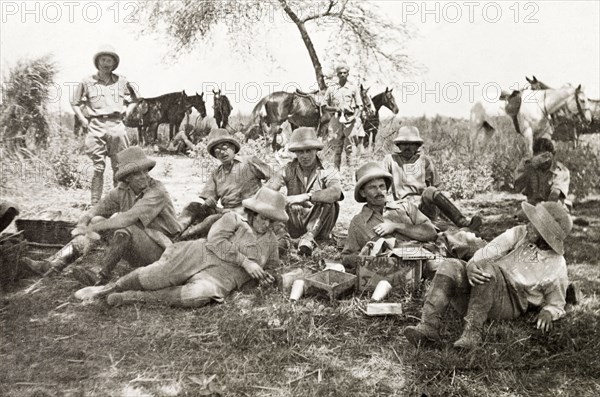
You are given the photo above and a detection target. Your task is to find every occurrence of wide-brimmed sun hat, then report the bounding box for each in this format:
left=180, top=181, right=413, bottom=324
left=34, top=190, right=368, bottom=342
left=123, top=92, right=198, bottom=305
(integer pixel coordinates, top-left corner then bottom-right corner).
left=242, top=187, right=289, bottom=222
left=288, top=127, right=324, bottom=152
left=206, top=128, right=241, bottom=158
left=93, top=45, right=120, bottom=71
left=393, top=126, right=424, bottom=145
left=354, top=162, right=393, bottom=203
left=521, top=201, right=573, bottom=255
left=114, top=147, right=156, bottom=182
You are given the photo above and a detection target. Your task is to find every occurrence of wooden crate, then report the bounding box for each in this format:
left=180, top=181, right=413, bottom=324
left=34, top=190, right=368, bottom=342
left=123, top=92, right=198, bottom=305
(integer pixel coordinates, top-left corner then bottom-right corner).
left=304, top=269, right=356, bottom=301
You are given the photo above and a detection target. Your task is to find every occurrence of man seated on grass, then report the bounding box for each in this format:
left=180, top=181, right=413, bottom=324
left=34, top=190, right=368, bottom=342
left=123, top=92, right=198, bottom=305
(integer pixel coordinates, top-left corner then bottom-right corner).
left=341, top=161, right=438, bottom=258
left=21, top=147, right=182, bottom=285
left=177, top=128, right=277, bottom=240
left=382, top=126, right=482, bottom=231
left=514, top=137, right=570, bottom=215
left=404, top=201, right=573, bottom=349
left=170, top=124, right=196, bottom=155
left=266, top=127, right=344, bottom=256
left=74, top=187, right=286, bottom=307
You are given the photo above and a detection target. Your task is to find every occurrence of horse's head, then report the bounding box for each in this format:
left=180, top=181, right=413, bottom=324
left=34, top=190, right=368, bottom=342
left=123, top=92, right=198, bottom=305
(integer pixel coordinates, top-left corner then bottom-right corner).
left=186, top=91, right=207, bottom=118
left=526, top=75, right=552, bottom=90
left=383, top=87, right=399, bottom=114
left=360, top=84, right=375, bottom=117
left=212, top=88, right=221, bottom=99
left=570, top=85, right=593, bottom=124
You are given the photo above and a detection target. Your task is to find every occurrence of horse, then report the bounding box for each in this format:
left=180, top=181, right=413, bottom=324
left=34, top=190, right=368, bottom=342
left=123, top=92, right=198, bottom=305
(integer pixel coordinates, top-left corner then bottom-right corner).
left=510, top=85, right=590, bottom=153
left=246, top=90, right=335, bottom=151
left=470, top=80, right=592, bottom=153
left=212, top=89, right=233, bottom=129
left=361, top=87, right=399, bottom=149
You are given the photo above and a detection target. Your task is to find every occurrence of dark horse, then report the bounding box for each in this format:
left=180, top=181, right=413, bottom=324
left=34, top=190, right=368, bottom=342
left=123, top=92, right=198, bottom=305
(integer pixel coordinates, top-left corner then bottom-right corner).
left=361, top=88, right=399, bottom=148
left=124, top=91, right=206, bottom=145
left=247, top=90, right=335, bottom=151
left=212, top=89, right=233, bottom=128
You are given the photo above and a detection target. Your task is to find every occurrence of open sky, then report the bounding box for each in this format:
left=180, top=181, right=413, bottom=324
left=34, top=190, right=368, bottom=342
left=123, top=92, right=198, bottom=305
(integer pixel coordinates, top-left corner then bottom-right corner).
left=1, top=0, right=599, bottom=118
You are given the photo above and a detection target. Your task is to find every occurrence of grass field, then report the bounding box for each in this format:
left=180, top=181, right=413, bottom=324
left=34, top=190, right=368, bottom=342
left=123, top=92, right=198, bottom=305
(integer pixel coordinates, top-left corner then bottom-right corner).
left=1, top=114, right=599, bottom=396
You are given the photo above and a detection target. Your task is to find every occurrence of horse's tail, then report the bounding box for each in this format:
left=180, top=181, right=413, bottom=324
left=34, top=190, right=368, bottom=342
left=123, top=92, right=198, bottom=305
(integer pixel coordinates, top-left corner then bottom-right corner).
left=245, top=94, right=270, bottom=134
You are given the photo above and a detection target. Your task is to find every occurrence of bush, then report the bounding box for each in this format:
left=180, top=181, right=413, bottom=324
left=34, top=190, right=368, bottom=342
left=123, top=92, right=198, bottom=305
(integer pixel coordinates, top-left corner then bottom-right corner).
left=556, top=143, right=600, bottom=199
left=0, top=55, right=57, bottom=151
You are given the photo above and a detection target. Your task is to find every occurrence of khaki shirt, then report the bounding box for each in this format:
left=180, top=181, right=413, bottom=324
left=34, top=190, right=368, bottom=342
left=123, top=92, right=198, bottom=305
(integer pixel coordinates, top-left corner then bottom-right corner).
left=93, top=178, right=182, bottom=239
left=514, top=159, right=570, bottom=205
left=470, top=225, right=568, bottom=320
left=342, top=201, right=431, bottom=255
left=200, top=155, right=275, bottom=209
left=383, top=152, right=439, bottom=200
left=266, top=157, right=343, bottom=203
left=324, top=82, right=363, bottom=111
left=71, top=73, right=135, bottom=117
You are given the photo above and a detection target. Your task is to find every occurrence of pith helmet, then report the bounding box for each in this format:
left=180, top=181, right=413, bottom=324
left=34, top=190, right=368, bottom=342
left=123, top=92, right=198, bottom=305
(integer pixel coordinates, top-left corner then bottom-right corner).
left=242, top=187, right=289, bottom=222
left=288, top=127, right=324, bottom=152
left=206, top=128, right=241, bottom=158
left=393, top=126, right=424, bottom=145
left=354, top=162, right=392, bottom=203
left=93, top=45, right=120, bottom=71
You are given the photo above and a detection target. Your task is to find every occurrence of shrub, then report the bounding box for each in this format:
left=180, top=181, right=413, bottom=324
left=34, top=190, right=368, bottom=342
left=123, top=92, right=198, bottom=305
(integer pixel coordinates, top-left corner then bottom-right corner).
left=0, top=55, right=57, bottom=151
left=556, top=143, right=600, bottom=199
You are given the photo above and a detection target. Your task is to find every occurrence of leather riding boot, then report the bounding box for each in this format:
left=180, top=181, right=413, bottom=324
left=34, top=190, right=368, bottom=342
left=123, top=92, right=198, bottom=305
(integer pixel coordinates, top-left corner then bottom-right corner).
left=453, top=282, right=495, bottom=349
left=91, top=170, right=104, bottom=205
left=432, top=191, right=482, bottom=231
left=21, top=243, right=80, bottom=276
left=177, top=207, right=197, bottom=232
left=404, top=274, right=455, bottom=347
left=99, top=232, right=131, bottom=283
left=72, top=232, right=131, bottom=286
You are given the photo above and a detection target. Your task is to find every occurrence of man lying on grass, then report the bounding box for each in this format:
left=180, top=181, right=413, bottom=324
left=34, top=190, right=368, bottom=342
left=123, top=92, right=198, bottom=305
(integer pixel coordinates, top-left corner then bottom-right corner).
left=74, top=187, right=286, bottom=307
left=21, top=147, right=182, bottom=285
left=404, top=201, right=573, bottom=349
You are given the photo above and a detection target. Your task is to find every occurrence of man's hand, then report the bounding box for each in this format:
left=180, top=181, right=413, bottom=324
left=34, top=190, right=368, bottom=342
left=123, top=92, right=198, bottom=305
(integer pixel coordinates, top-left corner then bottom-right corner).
left=373, top=222, right=397, bottom=236
left=530, top=152, right=553, bottom=170
left=242, top=260, right=274, bottom=283
left=286, top=194, right=310, bottom=206
left=466, top=262, right=492, bottom=286
left=535, top=310, right=553, bottom=332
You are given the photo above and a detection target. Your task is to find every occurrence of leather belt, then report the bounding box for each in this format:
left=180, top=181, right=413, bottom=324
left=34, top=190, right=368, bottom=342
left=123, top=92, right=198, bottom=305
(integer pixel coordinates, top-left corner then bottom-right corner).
left=90, top=113, right=122, bottom=120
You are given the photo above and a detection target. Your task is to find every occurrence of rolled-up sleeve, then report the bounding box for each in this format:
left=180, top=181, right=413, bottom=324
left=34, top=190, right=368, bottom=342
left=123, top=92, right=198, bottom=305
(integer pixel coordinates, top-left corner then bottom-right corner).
left=205, top=213, right=248, bottom=267
left=311, top=167, right=343, bottom=203
left=541, top=267, right=568, bottom=321
left=71, top=81, right=87, bottom=107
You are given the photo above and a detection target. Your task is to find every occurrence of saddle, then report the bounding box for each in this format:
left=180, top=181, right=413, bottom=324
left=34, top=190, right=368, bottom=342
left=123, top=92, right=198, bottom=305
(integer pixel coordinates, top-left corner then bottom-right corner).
left=294, top=88, right=326, bottom=109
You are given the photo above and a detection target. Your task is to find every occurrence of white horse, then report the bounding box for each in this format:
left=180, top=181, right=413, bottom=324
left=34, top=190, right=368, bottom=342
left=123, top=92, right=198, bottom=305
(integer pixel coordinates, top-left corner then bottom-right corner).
left=471, top=84, right=592, bottom=154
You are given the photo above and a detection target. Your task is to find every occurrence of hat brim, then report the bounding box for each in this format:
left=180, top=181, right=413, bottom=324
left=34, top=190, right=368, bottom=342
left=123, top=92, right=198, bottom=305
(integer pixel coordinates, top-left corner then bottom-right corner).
left=521, top=202, right=565, bottom=255
left=115, top=159, right=156, bottom=181
left=94, top=51, right=120, bottom=71
left=354, top=172, right=393, bottom=203
left=207, top=137, right=241, bottom=157
left=288, top=140, right=324, bottom=152
left=242, top=198, right=289, bottom=222
left=393, top=138, right=423, bottom=145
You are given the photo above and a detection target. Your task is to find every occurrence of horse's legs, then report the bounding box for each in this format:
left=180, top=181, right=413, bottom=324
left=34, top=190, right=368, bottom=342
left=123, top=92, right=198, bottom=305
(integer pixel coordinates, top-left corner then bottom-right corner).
left=137, top=126, right=144, bottom=146
left=522, top=127, right=534, bottom=155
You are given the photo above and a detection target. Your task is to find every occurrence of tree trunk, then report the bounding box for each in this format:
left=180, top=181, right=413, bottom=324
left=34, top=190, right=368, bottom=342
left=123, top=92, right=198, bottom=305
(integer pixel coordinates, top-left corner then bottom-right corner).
left=278, top=0, right=326, bottom=91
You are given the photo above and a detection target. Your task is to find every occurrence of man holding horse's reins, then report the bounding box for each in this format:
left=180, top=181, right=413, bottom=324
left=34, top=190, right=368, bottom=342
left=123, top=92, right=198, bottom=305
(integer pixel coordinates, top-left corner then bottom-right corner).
left=71, top=45, right=137, bottom=205
left=324, top=63, right=364, bottom=170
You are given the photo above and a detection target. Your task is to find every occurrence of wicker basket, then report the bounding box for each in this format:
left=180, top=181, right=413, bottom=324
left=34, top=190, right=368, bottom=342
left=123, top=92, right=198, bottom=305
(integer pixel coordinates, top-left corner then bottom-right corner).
left=15, top=219, right=76, bottom=245
left=0, top=234, right=27, bottom=287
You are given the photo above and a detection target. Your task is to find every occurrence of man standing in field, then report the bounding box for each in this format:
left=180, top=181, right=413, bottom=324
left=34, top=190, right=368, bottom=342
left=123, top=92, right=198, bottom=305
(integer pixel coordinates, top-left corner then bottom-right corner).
left=21, top=147, right=182, bottom=285
left=267, top=127, right=344, bottom=256
left=324, top=63, right=364, bottom=170
left=383, top=126, right=482, bottom=231
left=71, top=45, right=137, bottom=205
